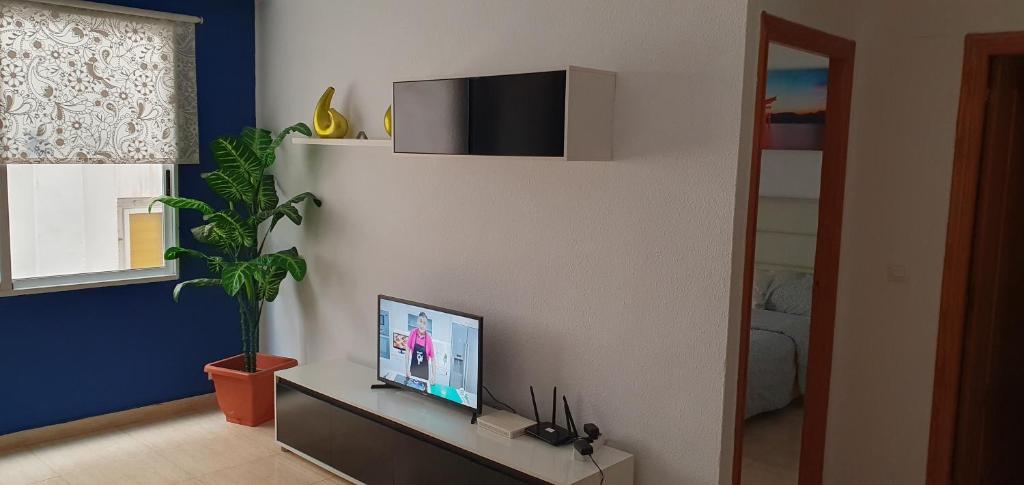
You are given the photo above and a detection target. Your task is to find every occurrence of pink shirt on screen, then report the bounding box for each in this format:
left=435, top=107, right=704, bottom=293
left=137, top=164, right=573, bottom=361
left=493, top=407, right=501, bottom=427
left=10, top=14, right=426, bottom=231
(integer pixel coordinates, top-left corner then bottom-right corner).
left=408, top=330, right=434, bottom=359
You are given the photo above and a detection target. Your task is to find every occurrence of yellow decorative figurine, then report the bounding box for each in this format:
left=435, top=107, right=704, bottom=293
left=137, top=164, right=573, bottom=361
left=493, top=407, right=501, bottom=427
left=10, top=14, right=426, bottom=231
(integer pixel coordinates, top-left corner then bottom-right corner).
left=384, top=105, right=393, bottom=138
left=313, top=87, right=349, bottom=138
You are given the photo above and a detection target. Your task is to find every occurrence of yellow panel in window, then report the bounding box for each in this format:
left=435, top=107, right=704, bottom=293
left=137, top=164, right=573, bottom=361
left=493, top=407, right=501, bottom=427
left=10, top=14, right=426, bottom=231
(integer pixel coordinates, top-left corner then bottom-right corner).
left=129, top=213, right=164, bottom=269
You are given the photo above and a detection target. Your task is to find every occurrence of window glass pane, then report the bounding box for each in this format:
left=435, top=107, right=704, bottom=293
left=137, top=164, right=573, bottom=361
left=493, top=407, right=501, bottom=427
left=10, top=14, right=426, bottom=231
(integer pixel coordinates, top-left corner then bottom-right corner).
left=7, top=165, right=167, bottom=279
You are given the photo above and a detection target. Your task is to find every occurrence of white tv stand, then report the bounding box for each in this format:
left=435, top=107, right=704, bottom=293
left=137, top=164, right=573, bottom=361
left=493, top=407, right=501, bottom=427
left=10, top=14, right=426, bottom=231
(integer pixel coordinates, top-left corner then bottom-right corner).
left=275, top=359, right=634, bottom=484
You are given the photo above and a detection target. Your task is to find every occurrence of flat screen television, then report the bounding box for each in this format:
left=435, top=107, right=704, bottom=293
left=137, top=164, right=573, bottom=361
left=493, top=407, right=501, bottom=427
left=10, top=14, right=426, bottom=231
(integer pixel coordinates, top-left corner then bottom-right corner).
left=377, top=295, right=482, bottom=414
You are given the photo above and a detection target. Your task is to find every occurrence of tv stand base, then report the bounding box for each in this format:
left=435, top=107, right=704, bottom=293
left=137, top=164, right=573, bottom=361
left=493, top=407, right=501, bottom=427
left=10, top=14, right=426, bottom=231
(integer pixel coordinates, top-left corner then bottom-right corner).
left=370, top=382, right=401, bottom=390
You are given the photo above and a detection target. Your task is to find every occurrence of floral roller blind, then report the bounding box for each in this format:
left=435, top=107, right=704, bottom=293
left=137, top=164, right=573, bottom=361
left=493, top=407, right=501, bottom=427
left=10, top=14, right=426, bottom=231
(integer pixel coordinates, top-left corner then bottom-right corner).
left=0, top=0, right=198, bottom=164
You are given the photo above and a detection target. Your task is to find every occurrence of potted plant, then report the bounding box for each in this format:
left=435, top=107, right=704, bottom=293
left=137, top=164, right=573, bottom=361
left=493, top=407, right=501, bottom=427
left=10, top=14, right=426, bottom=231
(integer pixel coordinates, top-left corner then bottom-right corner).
left=151, top=122, right=319, bottom=426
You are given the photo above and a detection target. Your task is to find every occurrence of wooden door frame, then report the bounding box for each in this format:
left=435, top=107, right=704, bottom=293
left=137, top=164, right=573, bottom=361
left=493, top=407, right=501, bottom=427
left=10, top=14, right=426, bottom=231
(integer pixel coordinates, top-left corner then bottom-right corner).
left=926, top=31, right=1024, bottom=485
left=733, top=13, right=855, bottom=485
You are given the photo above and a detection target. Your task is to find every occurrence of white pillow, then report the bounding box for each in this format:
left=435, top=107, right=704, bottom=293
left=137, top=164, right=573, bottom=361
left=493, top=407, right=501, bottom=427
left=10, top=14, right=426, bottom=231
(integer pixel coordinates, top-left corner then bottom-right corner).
left=751, top=269, right=775, bottom=309
left=752, top=269, right=805, bottom=309
left=765, top=274, right=814, bottom=316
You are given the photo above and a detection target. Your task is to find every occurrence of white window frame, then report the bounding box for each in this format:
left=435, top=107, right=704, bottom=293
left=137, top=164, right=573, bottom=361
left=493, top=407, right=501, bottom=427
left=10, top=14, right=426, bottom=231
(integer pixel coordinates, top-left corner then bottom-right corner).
left=0, top=165, right=179, bottom=297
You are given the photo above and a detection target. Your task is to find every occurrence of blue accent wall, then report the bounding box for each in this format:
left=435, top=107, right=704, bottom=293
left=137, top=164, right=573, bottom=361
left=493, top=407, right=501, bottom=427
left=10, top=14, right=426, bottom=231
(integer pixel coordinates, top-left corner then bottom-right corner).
left=0, top=0, right=255, bottom=436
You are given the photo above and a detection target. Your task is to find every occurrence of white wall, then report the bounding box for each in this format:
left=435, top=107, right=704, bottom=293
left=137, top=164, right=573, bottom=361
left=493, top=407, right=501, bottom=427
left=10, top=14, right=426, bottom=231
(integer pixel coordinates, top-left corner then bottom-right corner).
left=7, top=165, right=164, bottom=279
left=759, top=150, right=821, bottom=198
left=256, top=1, right=750, bottom=483
left=822, top=2, right=1024, bottom=484
left=256, top=1, right=1024, bottom=483
left=768, top=44, right=830, bottom=70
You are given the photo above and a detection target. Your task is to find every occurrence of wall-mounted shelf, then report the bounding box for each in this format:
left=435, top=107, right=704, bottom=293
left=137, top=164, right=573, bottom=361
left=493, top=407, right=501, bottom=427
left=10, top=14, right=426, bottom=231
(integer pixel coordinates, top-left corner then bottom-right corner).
left=292, top=138, right=392, bottom=147
left=393, top=66, right=616, bottom=161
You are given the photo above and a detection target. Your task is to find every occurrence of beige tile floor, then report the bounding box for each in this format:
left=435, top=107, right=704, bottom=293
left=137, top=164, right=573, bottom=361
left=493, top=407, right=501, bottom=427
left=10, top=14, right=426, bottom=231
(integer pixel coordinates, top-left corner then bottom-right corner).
left=0, top=409, right=352, bottom=485
left=740, top=402, right=803, bottom=485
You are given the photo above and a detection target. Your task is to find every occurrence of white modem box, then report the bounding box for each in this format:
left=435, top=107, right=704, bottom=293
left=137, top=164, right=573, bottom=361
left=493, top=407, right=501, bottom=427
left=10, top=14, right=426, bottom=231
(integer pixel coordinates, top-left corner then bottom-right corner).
left=477, top=411, right=536, bottom=439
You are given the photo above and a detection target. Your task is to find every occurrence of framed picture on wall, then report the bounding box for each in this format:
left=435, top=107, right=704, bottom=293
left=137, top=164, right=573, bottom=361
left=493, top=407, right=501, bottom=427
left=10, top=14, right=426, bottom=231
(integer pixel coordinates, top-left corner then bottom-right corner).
left=763, top=68, right=828, bottom=150
left=392, top=332, right=409, bottom=354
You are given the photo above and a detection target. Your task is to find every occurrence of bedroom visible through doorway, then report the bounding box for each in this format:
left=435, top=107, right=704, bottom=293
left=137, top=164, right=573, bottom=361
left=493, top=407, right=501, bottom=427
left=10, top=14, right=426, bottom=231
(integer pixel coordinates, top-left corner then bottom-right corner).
left=740, top=43, right=827, bottom=485
left=733, top=13, right=856, bottom=485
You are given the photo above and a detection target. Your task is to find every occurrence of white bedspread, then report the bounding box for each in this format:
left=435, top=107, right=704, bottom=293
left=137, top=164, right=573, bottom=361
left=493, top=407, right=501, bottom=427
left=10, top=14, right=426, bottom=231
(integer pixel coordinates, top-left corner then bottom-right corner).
left=745, top=309, right=811, bottom=418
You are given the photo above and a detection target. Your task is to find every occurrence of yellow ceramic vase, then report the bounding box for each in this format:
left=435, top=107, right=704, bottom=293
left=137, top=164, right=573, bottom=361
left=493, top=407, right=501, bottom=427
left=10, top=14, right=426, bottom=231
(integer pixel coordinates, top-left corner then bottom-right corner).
left=313, top=87, right=349, bottom=138
left=384, top=105, right=393, bottom=138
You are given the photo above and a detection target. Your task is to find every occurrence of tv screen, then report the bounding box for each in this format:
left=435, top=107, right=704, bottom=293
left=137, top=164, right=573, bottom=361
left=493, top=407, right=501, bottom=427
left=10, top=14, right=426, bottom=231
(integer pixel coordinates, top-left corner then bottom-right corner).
left=377, top=295, right=482, bottom=413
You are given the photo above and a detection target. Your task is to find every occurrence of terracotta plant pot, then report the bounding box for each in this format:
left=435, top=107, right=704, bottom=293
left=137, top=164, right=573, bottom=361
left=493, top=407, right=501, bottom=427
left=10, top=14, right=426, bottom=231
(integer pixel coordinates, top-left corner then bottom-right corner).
left=204, top=353, right=298, bottom=426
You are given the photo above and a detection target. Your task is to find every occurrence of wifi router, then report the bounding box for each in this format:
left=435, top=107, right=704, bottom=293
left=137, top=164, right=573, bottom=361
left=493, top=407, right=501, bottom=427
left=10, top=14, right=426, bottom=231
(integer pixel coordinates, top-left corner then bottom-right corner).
left=524, top=386, right=576, bottom=446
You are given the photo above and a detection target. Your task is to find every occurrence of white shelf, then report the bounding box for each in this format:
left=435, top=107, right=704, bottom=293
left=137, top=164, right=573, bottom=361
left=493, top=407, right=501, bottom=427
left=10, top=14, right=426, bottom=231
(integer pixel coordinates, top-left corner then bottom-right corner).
left=292, top=137, right=392, bottom=147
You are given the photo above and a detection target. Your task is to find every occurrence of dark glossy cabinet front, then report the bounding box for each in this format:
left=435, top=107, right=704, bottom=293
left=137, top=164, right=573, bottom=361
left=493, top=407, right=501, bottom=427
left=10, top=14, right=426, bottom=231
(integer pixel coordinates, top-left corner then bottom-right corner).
left=275, top=383, right=335, bottom=463
left=276, top=380, right=532, bottom=485
left=393, top=71, right=566, bottom=157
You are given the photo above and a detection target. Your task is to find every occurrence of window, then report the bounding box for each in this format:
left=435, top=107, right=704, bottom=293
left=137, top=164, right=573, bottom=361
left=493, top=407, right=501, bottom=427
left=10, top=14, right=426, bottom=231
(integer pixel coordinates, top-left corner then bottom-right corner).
left=0, top=1, right=200, bottom=295
left=2, top=164, right=177, bottom=292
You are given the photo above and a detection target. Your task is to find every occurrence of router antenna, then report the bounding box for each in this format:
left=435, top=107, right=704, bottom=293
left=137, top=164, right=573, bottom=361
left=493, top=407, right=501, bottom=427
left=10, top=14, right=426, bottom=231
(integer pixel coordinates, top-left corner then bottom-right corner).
left=529, top=386, right=541, bottom=431
left=562, top=395, right=578, bottom=436
left=551, top=386, right=557, bottom=425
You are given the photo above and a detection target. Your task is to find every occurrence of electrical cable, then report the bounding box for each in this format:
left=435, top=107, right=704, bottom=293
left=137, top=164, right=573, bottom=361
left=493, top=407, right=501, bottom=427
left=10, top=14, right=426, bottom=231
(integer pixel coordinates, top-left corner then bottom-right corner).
left=589, top=455, right=604, bottom=485
left=482, top=385, right=517, bottom=413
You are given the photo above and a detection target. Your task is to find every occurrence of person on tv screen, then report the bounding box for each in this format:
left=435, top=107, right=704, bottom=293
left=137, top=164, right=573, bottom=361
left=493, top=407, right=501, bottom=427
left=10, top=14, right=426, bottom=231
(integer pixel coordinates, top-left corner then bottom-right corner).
left=405, top=312, right=435, bottom=386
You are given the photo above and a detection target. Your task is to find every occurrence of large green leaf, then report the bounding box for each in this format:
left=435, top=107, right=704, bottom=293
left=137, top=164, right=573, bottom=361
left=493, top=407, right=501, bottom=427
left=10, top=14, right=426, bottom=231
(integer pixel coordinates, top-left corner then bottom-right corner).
left=221, top=261, right=259, bottom=297
left=204, top=212, right=256, bottom=248
left=283, top=192, right=322, bottom=208
left=191, top=223, right=235, bottom=253
left=271, top=122, right=312, bottom=154
left=257, top=266, right=288, bottom=301
left=254, top=192, right=321, bottom=225
left=276, top=204, right=302, bottom=225
left=149, top=196, right=214, bottom=216
left=207, top=256, right=225, bottom=273
left=255, top=174, right=279, bottom=212
left=173, top=278, right=222, bottom=302
left=259, top=247, right=307, bottom=280
left=239, top=127, right=270, bottom=158
left=212, top=136, right=262, bottom=184
left=201, top=169, right=253, bottom=202
left=254, top=203, right=298, bottom=226
left=164, top=247, right=209, bottom=261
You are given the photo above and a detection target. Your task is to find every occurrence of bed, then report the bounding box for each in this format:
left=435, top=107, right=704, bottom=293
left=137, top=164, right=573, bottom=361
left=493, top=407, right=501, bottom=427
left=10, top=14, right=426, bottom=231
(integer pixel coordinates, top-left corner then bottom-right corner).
left=745, top=195, right=818, bottom=418
left=746, top=307, right=810, bottom=418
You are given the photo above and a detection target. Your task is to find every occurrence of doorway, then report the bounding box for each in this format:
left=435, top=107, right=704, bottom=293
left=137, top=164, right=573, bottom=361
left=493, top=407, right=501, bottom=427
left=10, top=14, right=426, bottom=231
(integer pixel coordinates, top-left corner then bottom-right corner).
left=733, top=14, right=855, bottom=485
left=927, top=32, right=1024, bottom=485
